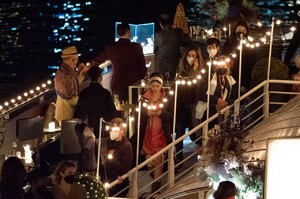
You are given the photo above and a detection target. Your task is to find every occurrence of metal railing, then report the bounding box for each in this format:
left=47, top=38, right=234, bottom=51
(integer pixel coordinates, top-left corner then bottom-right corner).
left=108, top=79, right=300, bottom=199
left=2, top=78, right=300, bottom=198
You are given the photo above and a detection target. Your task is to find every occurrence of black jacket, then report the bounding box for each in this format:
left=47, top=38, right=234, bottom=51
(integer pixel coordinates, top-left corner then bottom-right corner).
left=74, top=82, right=117, bottom=137
left=154, top=26, right=191, bottom=77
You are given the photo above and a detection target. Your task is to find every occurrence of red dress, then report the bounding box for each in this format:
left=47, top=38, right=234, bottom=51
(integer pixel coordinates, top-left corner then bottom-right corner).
left=141, top=88, right=167, bottom=156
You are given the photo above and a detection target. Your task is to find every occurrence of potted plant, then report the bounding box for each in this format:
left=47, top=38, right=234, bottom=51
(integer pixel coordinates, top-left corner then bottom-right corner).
left=251, top=57, right=289, bottom=112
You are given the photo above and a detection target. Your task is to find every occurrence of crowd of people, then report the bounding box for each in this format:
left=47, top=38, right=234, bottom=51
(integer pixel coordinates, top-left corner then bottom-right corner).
left=2, top=10, right=298, bottom=199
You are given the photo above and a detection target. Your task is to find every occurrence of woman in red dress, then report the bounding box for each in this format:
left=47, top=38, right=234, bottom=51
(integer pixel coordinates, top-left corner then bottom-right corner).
left=141, top=72, right=172, bottom=194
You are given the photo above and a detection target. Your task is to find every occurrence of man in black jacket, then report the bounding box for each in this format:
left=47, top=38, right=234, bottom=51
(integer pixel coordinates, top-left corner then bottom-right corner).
left=74, top=66, right=117, bottom=137
left=154, top=12, right=191, bottom=80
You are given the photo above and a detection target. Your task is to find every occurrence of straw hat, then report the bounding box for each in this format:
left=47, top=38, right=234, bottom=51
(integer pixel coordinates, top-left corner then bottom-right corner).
left=61, top=46, right=80, bottom=58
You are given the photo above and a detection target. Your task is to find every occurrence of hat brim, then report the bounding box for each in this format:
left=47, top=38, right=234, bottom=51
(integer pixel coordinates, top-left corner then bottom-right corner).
left=61, top=53, right=81, bottom=58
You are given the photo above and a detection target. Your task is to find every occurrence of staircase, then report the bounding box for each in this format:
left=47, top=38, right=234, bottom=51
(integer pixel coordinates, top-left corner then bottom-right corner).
left=108, top=79, right=300, bottom=199
left=1, top=79, right=300, bottom=199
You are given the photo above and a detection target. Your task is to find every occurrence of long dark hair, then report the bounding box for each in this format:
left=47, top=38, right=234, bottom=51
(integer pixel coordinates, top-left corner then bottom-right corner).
left=222, top=20, right=249, bottom=56
left=0, top=157, right=27, bottom=188
left=178, top=44, right=204, bottom=77
left=213, top=181, right=237, bottom=199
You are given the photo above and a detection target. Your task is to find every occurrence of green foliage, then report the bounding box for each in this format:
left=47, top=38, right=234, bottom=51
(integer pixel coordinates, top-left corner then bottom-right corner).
left=200, top=0, right=257, bottom=22
left=203, top=112, right=264, bottom=198
left=251, top=57, right=289, bottom=86
left=75, top=174, right=108, bottom=199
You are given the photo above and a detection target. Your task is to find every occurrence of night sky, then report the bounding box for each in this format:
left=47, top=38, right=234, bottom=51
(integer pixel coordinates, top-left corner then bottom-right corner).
left=0, top=0, right=299, bottom=102
left=0, top=0, right=189, bottom=102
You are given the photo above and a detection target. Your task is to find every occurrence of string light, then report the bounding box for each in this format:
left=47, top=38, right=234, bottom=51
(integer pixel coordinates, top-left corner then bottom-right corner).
left=291, top=26, right=296, bottom=32
left=107, top=154, right=113, bottom=159
left=111, top=126, right=120, bottom=132
left=257, top=22, right=262, bottom=27
left=75, top=174, right=107, bottom=199
left=0, top=80, right=53, bottom=113
left=2, top=18, right=294, bottom=136
left=276, top=20, right=282, bottom=25
left=106, top=18, right=296, bottom=131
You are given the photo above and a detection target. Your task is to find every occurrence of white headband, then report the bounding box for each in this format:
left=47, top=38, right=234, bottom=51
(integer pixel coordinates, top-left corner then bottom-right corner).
left=149, top=76, right=163, bottom=85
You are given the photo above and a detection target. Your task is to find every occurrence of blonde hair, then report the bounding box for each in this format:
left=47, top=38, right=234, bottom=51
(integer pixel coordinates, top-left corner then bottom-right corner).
left=51, top=161, right=77, bottom=184
left=295, top=54, right=300, bottom=69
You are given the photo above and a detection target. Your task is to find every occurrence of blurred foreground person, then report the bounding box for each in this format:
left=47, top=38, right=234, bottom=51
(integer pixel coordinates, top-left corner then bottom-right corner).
left=0, top=157, right=29, bottom=199
left=51, top=161, right=86, bottom=199
left=213, top=181, right=237, bottom=199
left=27, top=168, right=54, bottom=199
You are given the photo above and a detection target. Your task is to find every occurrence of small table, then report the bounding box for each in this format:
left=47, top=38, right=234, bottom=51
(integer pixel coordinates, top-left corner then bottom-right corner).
left=43, top=127, right=61, bottom=141
left=43, top=127, right=61, bottom=134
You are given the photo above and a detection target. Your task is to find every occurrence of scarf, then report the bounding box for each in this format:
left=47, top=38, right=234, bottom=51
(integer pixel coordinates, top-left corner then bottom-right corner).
left=54, top=63, right=80, bottom=99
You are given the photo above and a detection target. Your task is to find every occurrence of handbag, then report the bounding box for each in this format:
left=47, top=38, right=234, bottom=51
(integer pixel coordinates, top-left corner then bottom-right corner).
left=195, top=101, right=207, bottom=120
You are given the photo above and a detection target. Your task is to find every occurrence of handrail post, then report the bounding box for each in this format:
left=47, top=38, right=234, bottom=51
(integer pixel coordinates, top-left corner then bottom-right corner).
left=263, top=82, right=270, bottom=119
left=167, top=146, right=175, bottom=188
left=234, top=102, right=240, bottom=122
left=131, top=96, right=142, bottom=198
left=202, top=123, right=208, bottom=149
left=265, top=17, right=274, bottom=119
left=168, top=83, right=178, bottom=188
left=131, top=171, right=138, bottom=198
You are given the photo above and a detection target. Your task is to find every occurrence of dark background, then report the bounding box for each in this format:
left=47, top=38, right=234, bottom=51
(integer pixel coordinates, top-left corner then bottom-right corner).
left=0, top=0, right=299, bottom=102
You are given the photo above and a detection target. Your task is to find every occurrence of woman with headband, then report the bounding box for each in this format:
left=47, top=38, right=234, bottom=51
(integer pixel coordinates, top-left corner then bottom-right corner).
left=139, top=72, right=172, bottom=195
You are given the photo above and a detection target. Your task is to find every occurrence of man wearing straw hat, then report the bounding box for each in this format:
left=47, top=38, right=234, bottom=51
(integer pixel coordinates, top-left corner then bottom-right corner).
left=54, top=46, right=89, bottom=122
